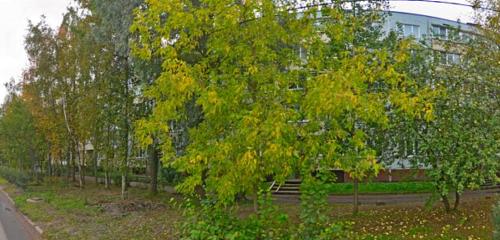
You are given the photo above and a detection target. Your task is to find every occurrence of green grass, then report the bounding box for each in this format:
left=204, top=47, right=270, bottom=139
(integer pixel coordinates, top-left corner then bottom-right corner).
left=326, top=181, right=434, bottom=195
left=494, top=201, right=500, bottom=240
left=12, top=183, right=99, bottom=225
left=4, top=179, right=181, bottom=239
left=0, top=177, right=495, bottom=240
left=15, top=188, right=88, bottom=212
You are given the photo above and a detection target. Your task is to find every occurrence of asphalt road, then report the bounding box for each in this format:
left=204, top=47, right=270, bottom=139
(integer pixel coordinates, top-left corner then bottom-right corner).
left=0, top=190, right=39, bottom=240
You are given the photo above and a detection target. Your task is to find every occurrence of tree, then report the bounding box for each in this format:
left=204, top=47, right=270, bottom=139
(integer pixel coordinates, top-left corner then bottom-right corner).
left=21, top=7, right=120, bottom=188
left=79, top=0, right=142, bottom=198
left=132, top=0, right=434, bottom=212
left=295, top=4, right=435, bottom=215
left=132, top=0, right=310, bottom=205
left=413, top=3, right=499, bottom=211
left=22, top=18, right=69, bottom=179
left=133, top=57, right=163, bottom=194
left=0, top=85, right=45, bottom=178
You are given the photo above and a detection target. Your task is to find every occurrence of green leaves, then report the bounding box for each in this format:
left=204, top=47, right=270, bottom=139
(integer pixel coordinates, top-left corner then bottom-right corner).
left=131, top=0, right=438, bottom=205
left=0, top=95, right=44, bottom=172
left=132, top=0, right=312, bottom=203
left=406, top=9, right=500, bottom=210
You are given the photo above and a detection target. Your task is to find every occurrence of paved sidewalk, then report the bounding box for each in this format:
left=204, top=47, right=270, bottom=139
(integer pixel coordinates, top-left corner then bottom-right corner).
left=273, top=187, right=499, bottom=205
left=0, top=218, right=7, bottom=240
left=0, top=189, right=39, bottom=240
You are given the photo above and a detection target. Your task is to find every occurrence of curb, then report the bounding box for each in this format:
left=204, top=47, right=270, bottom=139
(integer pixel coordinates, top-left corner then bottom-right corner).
left=0, top=187, right=44, bottom=235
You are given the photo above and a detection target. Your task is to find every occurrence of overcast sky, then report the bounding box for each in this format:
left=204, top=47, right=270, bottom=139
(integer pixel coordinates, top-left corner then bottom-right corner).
left=0, top=0, right=476, bottom=102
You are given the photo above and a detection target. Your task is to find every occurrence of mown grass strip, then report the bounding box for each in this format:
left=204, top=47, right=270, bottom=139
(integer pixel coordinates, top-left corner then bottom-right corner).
left=326, top=182, right=434, bottom=195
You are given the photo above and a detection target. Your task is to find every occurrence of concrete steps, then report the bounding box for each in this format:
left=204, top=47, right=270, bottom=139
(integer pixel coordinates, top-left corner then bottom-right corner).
left=269, top=179, right=301, bottom=195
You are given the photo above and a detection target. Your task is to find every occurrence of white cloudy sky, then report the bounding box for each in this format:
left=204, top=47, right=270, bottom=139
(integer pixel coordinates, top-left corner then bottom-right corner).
left=0, top=0, right=476, bottom=102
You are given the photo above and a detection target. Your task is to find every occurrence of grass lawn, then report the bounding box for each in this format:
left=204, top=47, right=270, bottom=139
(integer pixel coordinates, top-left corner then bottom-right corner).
left=0, top=177, right=496, bottom=239
left=278, top=197, right=497, bottom=239
left=2, top=178, right=182, bottom=240
left=327, top=181, right=435, bottom=195
left=329, top=200, right=495, bottom=240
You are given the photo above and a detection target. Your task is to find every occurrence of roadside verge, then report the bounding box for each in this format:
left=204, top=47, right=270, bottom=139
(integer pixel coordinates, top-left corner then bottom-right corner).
left=0, top=185, right=43, bottom=238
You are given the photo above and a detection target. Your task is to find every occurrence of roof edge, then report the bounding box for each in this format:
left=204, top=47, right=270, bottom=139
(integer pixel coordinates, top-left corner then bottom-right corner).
left=385, top=10, right=476, bottom=26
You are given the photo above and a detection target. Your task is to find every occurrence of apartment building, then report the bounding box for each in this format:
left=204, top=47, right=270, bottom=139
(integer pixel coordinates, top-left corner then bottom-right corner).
left=383, top=11, right=475, bottom=65
left=361, top=11, right=478, bottom=181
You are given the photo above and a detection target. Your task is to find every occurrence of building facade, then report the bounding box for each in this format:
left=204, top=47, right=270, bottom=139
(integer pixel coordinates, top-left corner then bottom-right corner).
left=346, top=12, right=477, bottom=181
left=383, top=11, right=475, bottom=65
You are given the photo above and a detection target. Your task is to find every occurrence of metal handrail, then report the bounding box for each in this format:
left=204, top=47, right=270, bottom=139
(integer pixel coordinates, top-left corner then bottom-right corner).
left=268, top=181, right=276, bottom=192
left=275, top=183, right=283, bottom=192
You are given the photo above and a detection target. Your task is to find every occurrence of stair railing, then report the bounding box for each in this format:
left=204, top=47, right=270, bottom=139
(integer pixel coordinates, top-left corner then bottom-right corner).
left=275, top=183, right=282, bottom=192
left=268, top=180, right=276, bottom=192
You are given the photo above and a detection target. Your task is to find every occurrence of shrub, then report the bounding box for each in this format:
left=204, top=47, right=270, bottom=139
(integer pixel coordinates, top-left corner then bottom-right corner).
left=159, top=167, right=183, bottom=186
left=299, top=177, right=330, bottom=238
left=0, top=166, right=32, bottom=189
left=177, top=194, right=292, bottom=239
left=177, top=189, right=354, bottom=240
left=494, top=201, right=500, bottom=240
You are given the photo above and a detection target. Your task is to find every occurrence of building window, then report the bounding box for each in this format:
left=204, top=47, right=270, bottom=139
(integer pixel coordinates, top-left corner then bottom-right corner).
left=439, top=52, right=460, bottom=65
left=432, top=25, right=448, bottom=40
left=459, top=31, right=473, bottom=43
left=402, top=24, right=420, bottom=39
left=298, top=46, right=307, bottom=63
left=135, top=148, right=148, bottom=159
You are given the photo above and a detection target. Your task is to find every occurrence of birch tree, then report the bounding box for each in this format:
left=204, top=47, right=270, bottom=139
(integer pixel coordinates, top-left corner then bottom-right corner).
left=84, top=0, right=144, bottom=198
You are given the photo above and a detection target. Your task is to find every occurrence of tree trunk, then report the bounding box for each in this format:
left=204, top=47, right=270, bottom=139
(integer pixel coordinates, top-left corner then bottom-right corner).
left=104, top=125, right=111, bottom=190
left=71, top=149, right=76, bottom=182
left=149, top=143, right=159, bottom=194
left=121, top=123, right=131, bottom=200
left=453, top=191, right=460, bottom=211
left=82, top=146, right=86, bottom=185
left=76, top=143, right=84, bottom=188
left=353, top=179, right=359, bottom=215
left=55, top=154, right=61, bottom=177
left=253, top=189, right=259, bottom=213
left=37, top=157, right=41, bottom=184
left=66, top=149, right=71, bottom=181
left=121, top=173, right=128, bottom=200
left=121, top=139, right=130, bottom=199
left=92, top=129, right=100, bottom=185
left=442, top=194, right=451, bottom=212
left=121, top=61, right=131, bottom=200
left=77, top=159, right=83, bottom=187
left=47, top=151, right=52, bottom=177
left=104, top=171, right=109, bottom=189
left=30, top=147, right=40, bottom=184
left=93, top=150, right=98, bottom=184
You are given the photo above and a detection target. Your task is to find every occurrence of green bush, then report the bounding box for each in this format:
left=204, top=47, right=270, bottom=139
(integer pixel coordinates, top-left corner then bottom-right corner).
left=177, top=195, right=292, bottom=240
left=299, top=177, right=331, bottom=238
left=0, top=166, right=32, bottom=189
left=177, top=189, right=355, bottom=240
left=297, top=177, right=358, bottom=239
left=159, top=167, right=183, bottom=185
left=494, top=201, right=500, bottom=240
left=112, top=173, right=123, bottom=186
